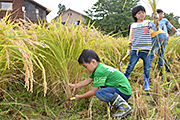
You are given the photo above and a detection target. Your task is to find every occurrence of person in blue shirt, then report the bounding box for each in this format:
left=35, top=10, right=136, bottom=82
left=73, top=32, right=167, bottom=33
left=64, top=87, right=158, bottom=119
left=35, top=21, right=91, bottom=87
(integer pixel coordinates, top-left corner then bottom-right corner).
left=156, top=9, right=180, bottom=72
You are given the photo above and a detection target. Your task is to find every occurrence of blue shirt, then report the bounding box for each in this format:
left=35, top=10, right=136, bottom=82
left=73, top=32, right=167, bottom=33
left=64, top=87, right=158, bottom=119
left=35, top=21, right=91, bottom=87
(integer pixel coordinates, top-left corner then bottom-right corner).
left=159, top=18, right=173, bottom=37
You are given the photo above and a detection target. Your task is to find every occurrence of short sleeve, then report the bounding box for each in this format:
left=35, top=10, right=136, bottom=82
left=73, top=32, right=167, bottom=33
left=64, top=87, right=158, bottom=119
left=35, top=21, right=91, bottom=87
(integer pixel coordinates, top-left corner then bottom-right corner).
left=164, top=18, right=173, bottom=29
left=89, top=73, right=94, bottom=79
left=148, top=21, right=156, bottom=31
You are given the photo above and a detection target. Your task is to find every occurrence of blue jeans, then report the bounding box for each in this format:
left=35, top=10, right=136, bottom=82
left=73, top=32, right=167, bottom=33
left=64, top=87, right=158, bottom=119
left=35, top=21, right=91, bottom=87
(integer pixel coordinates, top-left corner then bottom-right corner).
left=159, top=36, right=168, bottom=66
left=124, top=50, right=150, bottom=91
left=150, top=33, right=167, bottom=68
left=95, top=87, right=131, bottom=102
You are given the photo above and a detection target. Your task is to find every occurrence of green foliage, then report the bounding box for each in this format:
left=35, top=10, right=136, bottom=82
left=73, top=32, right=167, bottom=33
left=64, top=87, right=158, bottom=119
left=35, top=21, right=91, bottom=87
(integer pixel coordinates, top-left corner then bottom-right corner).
left=57, top=3, right=66, bottom=15
left=84, top=0, right=140, bottom=37
left=148, top=0, right=158, bottom=14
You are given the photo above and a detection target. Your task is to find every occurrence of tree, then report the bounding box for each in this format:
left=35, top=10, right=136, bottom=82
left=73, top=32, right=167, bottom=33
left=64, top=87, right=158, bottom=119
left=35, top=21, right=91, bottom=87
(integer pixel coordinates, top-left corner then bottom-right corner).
left=57, top=3, right=66, bottom=15
left=84, top=0, right=140, bottom=37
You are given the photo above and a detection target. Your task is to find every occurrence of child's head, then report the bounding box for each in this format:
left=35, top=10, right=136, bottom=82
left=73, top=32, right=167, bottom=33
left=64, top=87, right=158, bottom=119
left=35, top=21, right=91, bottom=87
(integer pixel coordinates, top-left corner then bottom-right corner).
left=131, top=5, right=146, bottom=22
left=156, top=9, right=164, bottom=20
left=78, top=49, right=100, bottom=72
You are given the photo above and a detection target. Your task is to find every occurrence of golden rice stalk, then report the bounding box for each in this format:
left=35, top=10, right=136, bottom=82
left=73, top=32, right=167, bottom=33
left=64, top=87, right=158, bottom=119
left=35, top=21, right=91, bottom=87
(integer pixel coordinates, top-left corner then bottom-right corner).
left=152, top=79, right=161, bottom=105
left=9, top=23, right=48, bottom=96
left=133, top=96, right=148, bottom=119
left=132, top=87, right=148, bottom=119
left=148, top=0, right=159, bottom=30
left=148, top=0, right=157, bottom=14
left=160, top=98, right=172, bottom=120
left=5, top=48, right=9, bottom=69
left=9, top=38, right=34, bottom=92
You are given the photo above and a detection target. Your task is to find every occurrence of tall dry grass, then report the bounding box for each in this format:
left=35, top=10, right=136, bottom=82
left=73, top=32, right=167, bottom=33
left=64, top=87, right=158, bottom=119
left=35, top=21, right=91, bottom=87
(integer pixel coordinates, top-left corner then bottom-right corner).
left=27, top=17, right=127, bottom=101
left=0, top=15, right=48, bottom=97
left=0, top=13, right=126, bottom=103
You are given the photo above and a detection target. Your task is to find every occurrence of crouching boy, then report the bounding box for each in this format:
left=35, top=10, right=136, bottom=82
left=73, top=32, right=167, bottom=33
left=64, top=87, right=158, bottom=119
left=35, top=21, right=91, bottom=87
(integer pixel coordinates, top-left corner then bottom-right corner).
left=68, top=49, right=132, bottom=118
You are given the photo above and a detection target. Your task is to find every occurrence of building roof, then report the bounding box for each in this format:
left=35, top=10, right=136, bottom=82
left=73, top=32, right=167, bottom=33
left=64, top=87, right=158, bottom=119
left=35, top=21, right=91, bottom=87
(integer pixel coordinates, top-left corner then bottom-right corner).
left=64, top=8, right=86, bottom=16
left=27, top=0, right=51, bottom=15
left=54, top=8, right=86, bottom=20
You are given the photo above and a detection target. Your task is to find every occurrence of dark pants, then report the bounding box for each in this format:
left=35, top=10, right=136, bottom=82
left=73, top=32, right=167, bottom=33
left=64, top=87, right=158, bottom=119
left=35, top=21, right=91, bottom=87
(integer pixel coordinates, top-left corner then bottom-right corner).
left=95, top=87, right=131, bottom=103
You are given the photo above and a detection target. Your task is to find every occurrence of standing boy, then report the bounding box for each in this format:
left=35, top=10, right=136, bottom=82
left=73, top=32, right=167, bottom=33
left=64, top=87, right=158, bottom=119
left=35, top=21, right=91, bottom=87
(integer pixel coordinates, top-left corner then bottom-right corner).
left=149, top=29, right=167, bottom=69
left=156, top=9, right=180, bottom=71
left=124, top=5, right=156, bottom=91
left=68, top=49, right=132, bottom=118
left=127, top=23, right=167, bottom=71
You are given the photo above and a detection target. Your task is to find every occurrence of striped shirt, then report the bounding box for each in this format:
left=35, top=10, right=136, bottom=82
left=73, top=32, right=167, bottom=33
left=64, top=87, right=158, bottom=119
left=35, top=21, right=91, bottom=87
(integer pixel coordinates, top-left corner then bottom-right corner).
left=129, top=20, right=156, bottom=50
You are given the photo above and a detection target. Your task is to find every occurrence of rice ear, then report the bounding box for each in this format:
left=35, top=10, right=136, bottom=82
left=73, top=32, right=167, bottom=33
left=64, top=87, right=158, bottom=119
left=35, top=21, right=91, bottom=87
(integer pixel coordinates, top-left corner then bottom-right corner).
left=148, top=0, right=159, bottom=30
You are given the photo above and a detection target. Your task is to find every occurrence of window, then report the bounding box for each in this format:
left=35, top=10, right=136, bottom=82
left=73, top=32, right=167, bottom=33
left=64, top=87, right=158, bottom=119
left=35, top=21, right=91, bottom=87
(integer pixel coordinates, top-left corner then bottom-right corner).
left=25, top=1, right=45, bottom=20
left=68, top=12, right=72, bottom=16
left=25, top=1, right=36, bottom=20
left=1, top=2, right=13, bottom=11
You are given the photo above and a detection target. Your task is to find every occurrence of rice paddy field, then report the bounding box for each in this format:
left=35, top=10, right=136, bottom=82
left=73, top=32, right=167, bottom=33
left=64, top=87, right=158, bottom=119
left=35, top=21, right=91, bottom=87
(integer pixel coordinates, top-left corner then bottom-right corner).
left=0, top=14, right=180, bottom=120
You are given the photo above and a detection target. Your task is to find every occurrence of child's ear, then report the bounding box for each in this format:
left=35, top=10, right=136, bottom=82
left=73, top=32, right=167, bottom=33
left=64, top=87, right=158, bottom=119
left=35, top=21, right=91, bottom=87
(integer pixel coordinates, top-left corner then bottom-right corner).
left=91, top=59, right=97, bottom=64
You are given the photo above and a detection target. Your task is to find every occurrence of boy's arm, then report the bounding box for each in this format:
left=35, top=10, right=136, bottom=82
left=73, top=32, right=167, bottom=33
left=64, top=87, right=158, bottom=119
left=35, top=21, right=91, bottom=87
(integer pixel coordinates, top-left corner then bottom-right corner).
left=75, top=87, right=99, bottom=101
left=126, top=29, right=133, bottom=55
left=172, top=27, right=178, bottom=33
left=164, top=19, right=180, bottom=35
left=149, top=21, right=157, bottom=31
left=69, top=77, right=93, bottom=89
left=165, top=18, right=176, bottom=32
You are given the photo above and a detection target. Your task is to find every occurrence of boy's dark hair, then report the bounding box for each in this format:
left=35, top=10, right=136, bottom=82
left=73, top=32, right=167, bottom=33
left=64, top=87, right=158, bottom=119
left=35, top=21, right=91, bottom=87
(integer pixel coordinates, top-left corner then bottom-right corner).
left=128, top=23, right=132, bottom=34
left=156, top=9, right=163, bottom=14
left=131, top=5, right=146, bottom=22
left=78, top=49, right=100, bottom=64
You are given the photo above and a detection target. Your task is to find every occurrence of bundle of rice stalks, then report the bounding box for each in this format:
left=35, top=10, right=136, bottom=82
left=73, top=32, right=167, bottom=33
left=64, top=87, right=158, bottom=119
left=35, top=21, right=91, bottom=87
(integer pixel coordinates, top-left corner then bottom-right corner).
left=152, top=78, right=161, bottom=105
left=159, top=98, right=172, bottom=120
left=133, top=87, right=148, bottom=119
left=23, top=16, right=124, bottom=102
left=147, top=0, right=159, bottom=30
left=0, top=16, right=48, bottom=96
left=134, top=96, right=148, bottom=119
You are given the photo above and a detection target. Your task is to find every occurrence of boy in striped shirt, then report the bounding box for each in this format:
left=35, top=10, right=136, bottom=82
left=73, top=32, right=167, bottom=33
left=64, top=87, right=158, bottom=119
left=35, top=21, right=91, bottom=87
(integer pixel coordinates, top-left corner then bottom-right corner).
left=124, top=5, right=156, bottom=91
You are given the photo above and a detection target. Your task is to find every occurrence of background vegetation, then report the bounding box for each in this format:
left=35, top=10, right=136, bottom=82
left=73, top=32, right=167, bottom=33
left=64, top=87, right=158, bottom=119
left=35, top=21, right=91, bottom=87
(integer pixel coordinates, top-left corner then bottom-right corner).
left=58, top=0, right=180, bottom=37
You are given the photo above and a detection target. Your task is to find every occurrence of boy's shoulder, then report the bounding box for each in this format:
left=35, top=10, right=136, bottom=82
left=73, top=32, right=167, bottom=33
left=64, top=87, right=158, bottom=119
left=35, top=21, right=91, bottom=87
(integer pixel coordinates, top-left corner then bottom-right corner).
left=160, top=18, right=169, bottom=22
left=131, top=20, right=151, bottom=28
left=95, top=62, right=118, bottom=73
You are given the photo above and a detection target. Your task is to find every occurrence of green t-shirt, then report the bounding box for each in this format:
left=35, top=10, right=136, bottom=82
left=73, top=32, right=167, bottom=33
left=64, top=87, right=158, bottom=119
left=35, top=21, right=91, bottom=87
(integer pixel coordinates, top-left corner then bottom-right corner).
left=89, top=62, right=132, bottom=95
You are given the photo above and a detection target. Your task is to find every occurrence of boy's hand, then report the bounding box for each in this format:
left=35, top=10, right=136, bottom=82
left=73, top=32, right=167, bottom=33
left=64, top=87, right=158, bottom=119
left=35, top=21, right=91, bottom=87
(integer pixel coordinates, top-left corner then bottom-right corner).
left=75, top=95, right=82, bottom=101
left=126, top=49, right=131, bottom=55
left=175, top=32, right=180, bottom=37
left=68, top=83, right=75, bottom=89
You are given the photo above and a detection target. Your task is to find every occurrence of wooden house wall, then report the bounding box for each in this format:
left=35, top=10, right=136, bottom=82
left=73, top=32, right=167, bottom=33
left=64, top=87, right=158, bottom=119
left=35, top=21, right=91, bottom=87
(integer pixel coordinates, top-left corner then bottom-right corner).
left=0, top=0, right=47, bottom=23
left=0, top=0, right=25, bottom=20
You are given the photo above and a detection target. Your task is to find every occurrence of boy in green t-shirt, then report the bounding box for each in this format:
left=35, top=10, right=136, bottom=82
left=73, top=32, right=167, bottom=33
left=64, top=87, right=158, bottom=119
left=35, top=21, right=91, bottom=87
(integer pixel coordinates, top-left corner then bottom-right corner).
left=68, top=49, right=132, bottom=118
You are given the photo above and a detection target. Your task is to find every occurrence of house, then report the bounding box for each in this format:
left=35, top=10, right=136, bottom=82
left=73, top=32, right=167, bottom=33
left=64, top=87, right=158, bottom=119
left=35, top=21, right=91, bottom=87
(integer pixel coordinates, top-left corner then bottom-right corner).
left=0, top=0, right=51, bottom=23
left=54, top=8, right=86, bottom=25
